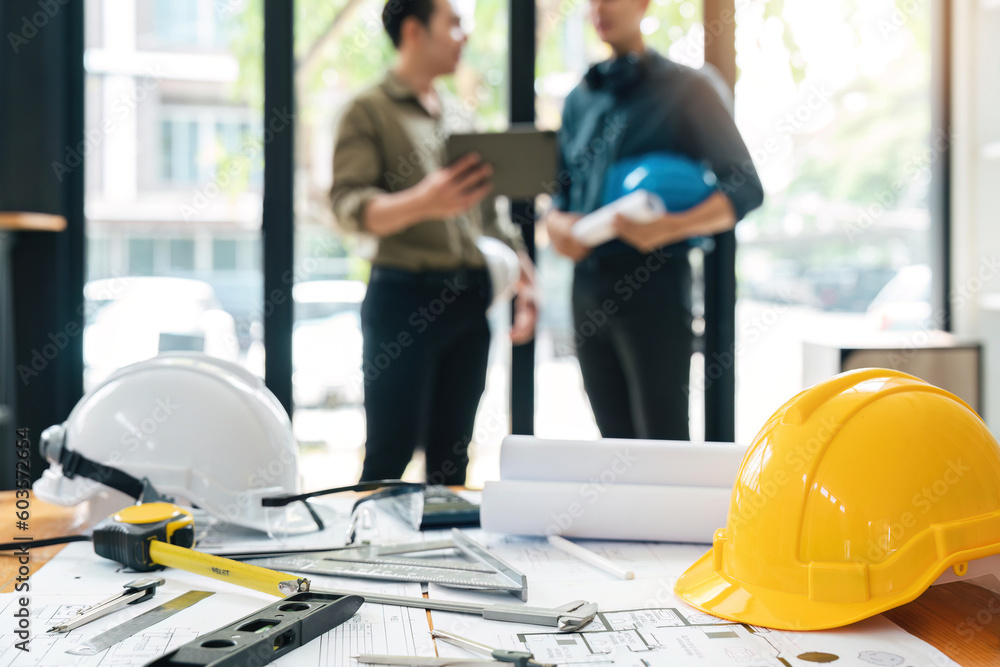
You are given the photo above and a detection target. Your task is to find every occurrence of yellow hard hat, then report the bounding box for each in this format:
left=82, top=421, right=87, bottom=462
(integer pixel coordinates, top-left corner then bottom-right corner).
left=675, top=367, right=1000, bottom=630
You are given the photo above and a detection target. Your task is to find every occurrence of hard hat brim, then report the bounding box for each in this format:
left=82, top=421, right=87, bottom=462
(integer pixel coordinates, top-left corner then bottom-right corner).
left=675, top=547, right=924, bottom=632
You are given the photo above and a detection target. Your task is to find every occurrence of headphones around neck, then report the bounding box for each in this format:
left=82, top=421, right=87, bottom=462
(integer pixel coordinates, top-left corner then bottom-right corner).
left=584, top=51, right=648, bottom=97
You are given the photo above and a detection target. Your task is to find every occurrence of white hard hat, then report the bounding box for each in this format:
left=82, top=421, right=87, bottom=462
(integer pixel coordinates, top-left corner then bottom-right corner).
left=34, top=352, right=310, bottom=534
left=476, top=236, right=520, bottom=307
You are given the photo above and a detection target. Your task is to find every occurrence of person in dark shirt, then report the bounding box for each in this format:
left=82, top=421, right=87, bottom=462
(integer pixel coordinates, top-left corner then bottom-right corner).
left=545, top=0, right=763, bottom=440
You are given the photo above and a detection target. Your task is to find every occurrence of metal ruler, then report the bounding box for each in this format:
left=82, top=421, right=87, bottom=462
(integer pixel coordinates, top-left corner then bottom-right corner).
left=243, top=528, right=529, bottom=600
left=66, top=590, right=214, bottom=656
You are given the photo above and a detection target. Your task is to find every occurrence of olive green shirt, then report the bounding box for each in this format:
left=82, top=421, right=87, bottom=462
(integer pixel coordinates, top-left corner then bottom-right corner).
left=329, top=71, right=526, bottom=271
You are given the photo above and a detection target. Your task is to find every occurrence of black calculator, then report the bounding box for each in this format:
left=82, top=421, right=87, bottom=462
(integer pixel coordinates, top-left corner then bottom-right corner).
left=385, top=485, right=480, bottom=530
left=419, top=486, right=481, bottom=529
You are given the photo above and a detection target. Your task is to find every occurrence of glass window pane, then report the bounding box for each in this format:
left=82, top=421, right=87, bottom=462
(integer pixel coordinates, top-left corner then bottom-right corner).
left=153, top=0, right=199, bottom=46
left=84, top=0, right=263, bottom=390
left=128, top=239, right=156, bottom=276
left=170, top=239, right=196, bottom=271
left=87, top=236, right=110, bottom=283
left=293, top=0, right=510, bottom=490
left=733, top=0, right=933, bottom=443
left=213, top=239, right=238, bottom=271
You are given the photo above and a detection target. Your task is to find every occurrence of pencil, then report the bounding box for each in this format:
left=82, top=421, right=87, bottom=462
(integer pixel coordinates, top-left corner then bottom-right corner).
left=546, top=535, right=635, bottom=580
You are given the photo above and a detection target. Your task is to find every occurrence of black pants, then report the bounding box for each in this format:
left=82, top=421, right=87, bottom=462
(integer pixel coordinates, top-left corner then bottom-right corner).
left=572, top=247, right=693, bottom=440
left=359, top=266, right=491, bottom=485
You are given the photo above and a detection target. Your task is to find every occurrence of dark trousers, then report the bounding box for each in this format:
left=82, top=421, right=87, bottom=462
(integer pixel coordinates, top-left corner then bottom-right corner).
left=572, top=247, right=693, bottom=440
left=359, top=266, right=491, bottom=485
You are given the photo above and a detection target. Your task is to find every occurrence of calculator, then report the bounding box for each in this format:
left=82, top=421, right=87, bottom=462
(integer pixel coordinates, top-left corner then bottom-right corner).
left=419, top=486, right=481, bottom=529
left=385, top=485, right=481, bottom=530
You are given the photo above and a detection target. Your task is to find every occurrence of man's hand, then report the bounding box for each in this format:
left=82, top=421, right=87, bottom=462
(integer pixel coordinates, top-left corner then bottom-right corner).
left=613, top=192, right=738, bottom=252
left=363, top=153, right=494, bottom=236
left=416, top=153, right=494, bottom=219
left=363, top=154, right=493, bottom=236
left=546, top=210, right=591, bottom=262
left=612, top=212, right=679, bottom=253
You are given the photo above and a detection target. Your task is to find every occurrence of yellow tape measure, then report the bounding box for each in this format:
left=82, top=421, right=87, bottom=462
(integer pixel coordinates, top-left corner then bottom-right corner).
left=93, top=503, right=309, bottom=597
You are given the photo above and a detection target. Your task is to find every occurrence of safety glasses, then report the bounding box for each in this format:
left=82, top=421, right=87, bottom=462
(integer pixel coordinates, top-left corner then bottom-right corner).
left=261, top=480, right=424, bottom=543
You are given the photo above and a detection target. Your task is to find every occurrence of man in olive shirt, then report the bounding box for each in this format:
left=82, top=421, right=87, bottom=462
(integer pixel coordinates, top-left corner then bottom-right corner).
left=330, top=0, right=537, bottom=485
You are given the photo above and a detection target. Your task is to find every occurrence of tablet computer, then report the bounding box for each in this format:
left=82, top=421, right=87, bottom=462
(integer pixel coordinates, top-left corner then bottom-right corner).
left=446, top=127, right=557, bottom=200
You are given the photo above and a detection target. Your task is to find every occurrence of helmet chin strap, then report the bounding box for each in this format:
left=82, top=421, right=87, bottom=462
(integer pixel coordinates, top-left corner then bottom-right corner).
left=41, top=424, right=172, bottom=504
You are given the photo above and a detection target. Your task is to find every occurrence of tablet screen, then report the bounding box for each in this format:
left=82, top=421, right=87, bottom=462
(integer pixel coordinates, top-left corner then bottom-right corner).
left=445, top=129, right=557, bottom=200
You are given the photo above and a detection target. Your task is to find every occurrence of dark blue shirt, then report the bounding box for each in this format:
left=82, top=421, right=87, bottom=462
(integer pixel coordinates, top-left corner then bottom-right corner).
left=551, top=49, right=764, bottom=255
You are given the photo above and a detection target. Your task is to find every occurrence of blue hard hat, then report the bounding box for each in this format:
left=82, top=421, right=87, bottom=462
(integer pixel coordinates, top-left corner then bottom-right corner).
left=601, top=152, right=718, bottom=211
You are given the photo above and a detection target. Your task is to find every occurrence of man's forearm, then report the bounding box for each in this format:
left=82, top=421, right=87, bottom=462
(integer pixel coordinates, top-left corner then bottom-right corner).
left=363, top=188, right=431, bottom=237
left=660, top=191, right=737, bottom=245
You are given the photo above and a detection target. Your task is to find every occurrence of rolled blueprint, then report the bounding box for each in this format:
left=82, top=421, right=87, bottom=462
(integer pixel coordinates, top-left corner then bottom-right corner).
left=571, top=190, right=667, bottom=247
left=498, top=436, right=747, bottom=489
left=481, top=480, right=731, bottom=543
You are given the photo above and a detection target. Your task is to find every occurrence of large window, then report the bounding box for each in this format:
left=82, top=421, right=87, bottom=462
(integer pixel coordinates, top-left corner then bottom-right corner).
left=78, top=0, right=945, bottom=492
left=84, top=0, right=263, bottom=390
left=732, top=0, right=934, bottom=442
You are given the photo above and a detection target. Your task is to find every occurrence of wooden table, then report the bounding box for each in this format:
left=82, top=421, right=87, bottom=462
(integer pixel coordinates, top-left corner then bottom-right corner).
left=0, top=212, right=67, bottom=232
left=2, top=492, right=997, bottom=664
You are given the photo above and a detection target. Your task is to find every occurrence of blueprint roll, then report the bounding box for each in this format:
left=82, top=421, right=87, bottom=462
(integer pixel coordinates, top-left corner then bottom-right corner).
left=498, top=436, right=746, bottom=489
left=571, top=190, right=666, bottom=247
left=481, top=480, right=730, bottom=543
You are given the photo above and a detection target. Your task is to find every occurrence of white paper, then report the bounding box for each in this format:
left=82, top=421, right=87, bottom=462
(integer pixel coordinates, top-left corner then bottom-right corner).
left=2, top=543, right=434, bottom=666
left=572, top=191, right=667, bottom=247
left=499, top=610, right=956, bottom=667
left=424, top=532, right=958, bottom=667
left=498, top=436, right=746, bottom=488
left=481, top=481, right=731, bottom=543
left=3, top=507, right=958, bottom=667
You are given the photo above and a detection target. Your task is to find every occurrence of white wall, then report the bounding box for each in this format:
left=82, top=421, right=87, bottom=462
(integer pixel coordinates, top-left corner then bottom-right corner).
left=952, top=0, right=1000, bottom=426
